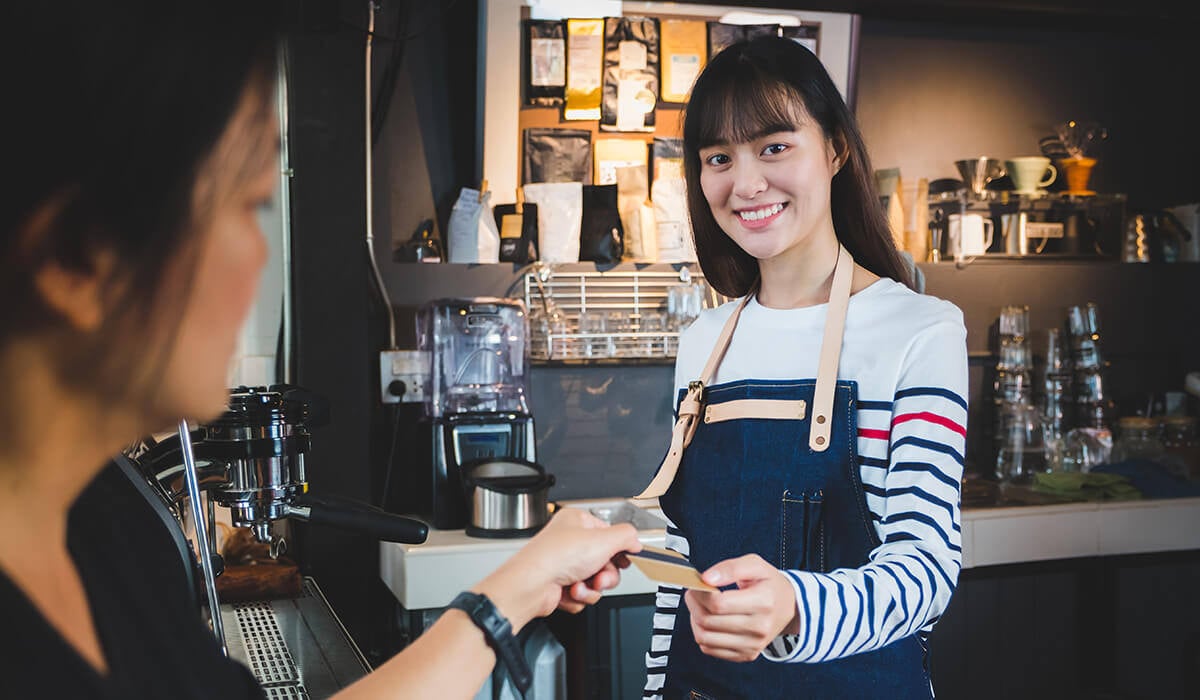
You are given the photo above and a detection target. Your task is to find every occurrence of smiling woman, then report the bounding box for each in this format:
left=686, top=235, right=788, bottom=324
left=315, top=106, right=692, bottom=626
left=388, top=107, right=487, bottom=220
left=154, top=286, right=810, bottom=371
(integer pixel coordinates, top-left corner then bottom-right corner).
left=639, top=36, right=968, bottom=700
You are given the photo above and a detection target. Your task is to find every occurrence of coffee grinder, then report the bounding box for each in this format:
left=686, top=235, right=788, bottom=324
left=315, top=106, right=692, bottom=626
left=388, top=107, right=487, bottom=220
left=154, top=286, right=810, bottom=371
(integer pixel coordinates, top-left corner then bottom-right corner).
left=413, top=297, right=536, bottom=529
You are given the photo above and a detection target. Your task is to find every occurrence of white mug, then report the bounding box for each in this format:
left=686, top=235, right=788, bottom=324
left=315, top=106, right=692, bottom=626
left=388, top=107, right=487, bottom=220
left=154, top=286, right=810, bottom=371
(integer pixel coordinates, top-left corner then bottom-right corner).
left=948, top=213, right=994, bottom=258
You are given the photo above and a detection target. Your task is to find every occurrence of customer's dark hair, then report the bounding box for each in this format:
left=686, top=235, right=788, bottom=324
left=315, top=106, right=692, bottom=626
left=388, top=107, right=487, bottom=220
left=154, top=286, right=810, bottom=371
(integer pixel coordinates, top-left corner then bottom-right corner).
left=0, top=1, right=280, bottom=397
left=682, top=36, right=912, bottom=298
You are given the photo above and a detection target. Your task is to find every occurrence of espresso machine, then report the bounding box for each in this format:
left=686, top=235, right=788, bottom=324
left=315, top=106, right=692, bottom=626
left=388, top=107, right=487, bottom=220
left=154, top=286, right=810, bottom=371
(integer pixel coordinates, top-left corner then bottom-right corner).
left=410, top=297, right=537, bottom=530
left=128, top=384, right=429, bottom=697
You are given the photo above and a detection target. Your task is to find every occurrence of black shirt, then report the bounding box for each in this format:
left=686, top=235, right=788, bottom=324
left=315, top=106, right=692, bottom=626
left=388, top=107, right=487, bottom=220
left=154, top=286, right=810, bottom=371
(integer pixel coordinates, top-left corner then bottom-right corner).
left=0, top=461, right=264, bottom=699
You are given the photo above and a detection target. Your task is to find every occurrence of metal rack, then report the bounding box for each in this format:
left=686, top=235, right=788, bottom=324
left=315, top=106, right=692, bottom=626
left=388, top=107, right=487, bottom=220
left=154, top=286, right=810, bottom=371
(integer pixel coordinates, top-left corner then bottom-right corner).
left=521, top=264, right=724, bottom=363
left=222, top=577, right=371, bottom=700
left=928, top=190, right=1128, bottom=261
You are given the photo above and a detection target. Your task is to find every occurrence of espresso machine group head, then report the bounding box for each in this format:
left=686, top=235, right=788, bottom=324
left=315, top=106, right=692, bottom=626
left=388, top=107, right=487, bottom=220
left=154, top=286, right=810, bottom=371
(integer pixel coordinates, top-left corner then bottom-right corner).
left=137, top=384, right=429, bottom=553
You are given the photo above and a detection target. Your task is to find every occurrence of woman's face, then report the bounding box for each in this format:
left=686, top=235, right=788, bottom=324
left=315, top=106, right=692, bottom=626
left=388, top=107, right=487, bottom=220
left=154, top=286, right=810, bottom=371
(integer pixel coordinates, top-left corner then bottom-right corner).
left=697, top=114, right=840, bottom=267
left=147, top=87, right=278, bottom=426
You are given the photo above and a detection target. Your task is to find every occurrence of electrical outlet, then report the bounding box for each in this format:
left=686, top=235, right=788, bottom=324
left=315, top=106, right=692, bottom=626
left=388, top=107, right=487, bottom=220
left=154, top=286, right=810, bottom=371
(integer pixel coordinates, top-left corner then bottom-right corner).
left=380, top=350, right=429, bottom=404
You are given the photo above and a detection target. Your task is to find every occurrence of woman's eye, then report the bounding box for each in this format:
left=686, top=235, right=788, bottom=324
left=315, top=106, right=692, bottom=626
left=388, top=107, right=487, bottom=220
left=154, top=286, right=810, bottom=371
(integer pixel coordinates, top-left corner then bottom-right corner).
left=763, top=143, right=788, bottom=156
left=704, top=153, right=730, bottom=167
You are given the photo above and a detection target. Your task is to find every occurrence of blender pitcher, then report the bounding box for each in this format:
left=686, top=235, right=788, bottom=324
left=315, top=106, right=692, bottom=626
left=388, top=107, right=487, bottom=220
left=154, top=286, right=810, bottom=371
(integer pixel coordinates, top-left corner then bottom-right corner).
left=419, top=297, right=531, bottom=417
left=414, top=297, right=537, bottom=529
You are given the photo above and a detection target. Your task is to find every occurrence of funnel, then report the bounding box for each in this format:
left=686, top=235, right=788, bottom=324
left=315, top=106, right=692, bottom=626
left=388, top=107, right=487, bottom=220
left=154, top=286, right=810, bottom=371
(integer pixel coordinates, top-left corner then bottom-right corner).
left=954, top=157, right=1006, bottom=197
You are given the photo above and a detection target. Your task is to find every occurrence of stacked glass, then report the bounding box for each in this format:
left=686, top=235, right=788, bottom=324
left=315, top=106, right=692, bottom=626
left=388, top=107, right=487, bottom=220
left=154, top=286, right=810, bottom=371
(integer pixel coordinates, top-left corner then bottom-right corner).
left=1040, top=328, right=1072, bottom=454
left=1059, top=302, right=1114, bottom=471
left=1066, top=303, right=1112, bottom=431
left=994, top=305, right=1050, bottom=483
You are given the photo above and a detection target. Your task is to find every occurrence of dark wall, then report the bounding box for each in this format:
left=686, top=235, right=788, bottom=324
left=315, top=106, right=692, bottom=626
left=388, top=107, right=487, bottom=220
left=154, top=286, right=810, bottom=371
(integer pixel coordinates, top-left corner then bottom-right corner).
left=284, top=0, right=481, bottom=659
left=854, top=14, right=1200, bottom=211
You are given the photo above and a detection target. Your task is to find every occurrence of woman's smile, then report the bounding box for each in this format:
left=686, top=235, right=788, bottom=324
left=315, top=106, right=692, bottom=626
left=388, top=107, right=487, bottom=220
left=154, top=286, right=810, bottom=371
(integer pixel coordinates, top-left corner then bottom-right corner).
left=735, top=202, right=788, bottom=229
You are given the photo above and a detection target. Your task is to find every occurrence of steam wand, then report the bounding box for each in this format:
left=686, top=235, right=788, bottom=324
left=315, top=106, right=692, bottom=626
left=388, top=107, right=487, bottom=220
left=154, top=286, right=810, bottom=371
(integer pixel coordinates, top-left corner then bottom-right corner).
left=178, top=418, right=228, bottom=655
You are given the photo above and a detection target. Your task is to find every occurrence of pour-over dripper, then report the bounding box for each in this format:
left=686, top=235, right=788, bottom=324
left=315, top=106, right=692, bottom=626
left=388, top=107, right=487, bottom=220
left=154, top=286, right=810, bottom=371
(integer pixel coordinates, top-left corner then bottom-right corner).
left=954, top=157, right=1006, bottom=197
left=1055, top=120, right=1108, bottom=159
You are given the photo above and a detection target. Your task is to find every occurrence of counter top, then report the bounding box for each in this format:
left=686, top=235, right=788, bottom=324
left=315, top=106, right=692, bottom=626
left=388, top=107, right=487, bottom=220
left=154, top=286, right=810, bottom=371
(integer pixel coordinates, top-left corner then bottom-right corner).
left=380, top=497, right=1200, bottom=611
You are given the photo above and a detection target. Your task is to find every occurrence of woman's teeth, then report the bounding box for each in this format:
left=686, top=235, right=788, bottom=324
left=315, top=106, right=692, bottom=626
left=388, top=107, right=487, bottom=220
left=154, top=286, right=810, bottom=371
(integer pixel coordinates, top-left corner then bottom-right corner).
left=738, top=203, right=784, bottom=221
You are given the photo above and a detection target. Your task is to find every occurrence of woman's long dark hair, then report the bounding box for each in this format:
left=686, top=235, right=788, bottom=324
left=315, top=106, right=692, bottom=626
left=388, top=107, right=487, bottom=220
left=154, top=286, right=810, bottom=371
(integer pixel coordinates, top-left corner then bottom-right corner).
left=682, top=36, right=913, bottom=298
left=1, top=1, right=280, bottom=400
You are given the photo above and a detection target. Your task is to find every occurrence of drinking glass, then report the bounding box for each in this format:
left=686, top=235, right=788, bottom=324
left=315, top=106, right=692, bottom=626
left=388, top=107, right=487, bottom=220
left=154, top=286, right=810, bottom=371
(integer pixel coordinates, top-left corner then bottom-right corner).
left=667, top=283, right=704, bottom=331
left=1067, top=302, right=1100, bottom=338
left=998, top=304, right=1030, bottom=341
left=606, top=310, right=630, bottom=357
left=995, top=401, right=1052, bottom=484
left=528, top=303, right=567, bottom=360
left=639, top=310, right=667, bottom=357
left=1060, top=427, right=1113, bottom=472
left=997, top=338, right=1031, bottom=371
left=577, top=310, right=608, bottom=358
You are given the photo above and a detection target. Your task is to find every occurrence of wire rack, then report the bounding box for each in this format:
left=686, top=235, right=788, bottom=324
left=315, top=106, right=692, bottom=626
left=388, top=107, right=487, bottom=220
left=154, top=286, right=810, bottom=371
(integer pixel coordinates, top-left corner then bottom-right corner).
left=521, top=264, right=725, bottom=363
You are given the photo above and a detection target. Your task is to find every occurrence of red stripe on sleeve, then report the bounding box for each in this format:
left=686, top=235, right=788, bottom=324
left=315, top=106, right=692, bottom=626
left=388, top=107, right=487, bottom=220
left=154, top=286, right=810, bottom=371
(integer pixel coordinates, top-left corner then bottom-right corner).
left=892, top=411, right=967, bottom=436
left=857, top=428, right=890, bottom=440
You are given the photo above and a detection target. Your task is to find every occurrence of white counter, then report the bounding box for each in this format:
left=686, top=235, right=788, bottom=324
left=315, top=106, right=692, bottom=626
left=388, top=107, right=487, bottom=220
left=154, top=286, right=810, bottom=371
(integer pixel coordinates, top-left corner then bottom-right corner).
left=380, top=497, right=1200, bottom=610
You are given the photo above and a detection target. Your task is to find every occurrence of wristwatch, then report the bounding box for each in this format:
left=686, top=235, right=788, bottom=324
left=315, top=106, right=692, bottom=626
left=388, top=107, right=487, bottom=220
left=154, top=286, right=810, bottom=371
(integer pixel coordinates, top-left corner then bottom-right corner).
left=447, top=590, right=532, bottom=695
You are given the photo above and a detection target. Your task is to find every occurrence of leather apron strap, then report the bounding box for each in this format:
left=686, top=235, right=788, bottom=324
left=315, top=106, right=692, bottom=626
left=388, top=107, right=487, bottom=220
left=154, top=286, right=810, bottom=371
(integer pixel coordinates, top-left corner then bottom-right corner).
left=633, top=294, right=750, bottom=500
left=634, top=245, right=855, bottom=500
left=810, top=245, right=854, bottom=451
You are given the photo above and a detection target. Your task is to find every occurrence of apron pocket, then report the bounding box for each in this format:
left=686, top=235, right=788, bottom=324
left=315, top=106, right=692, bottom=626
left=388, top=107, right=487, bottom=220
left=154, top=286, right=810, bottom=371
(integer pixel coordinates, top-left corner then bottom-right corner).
left=808, top=491, right=826, bottom=571
left=779, top=490, right=825, bottom=571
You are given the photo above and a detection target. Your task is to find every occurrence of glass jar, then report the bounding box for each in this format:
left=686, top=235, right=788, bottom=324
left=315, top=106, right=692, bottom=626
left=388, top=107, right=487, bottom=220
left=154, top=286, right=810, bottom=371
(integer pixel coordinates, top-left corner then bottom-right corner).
left=1160, top=415, right=1200, bottom=479
left=1109, top=416, right=1165, bottom=463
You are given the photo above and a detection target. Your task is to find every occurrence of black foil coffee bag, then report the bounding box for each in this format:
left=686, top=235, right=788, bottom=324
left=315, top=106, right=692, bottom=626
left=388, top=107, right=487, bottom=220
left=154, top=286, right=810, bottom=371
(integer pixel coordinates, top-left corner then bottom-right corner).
left=600, top=16, right=659, bottom=133
left=781, top=24, right=820, bottom=55
left=493, top=201, right=539, bottom=264
left=524, top=19, right=566, bottom=106
left=707, top=22, right=779, bottom=59
left=579, top=184, right=624, bottom=264
left=523, top=127, right=592, bottom=184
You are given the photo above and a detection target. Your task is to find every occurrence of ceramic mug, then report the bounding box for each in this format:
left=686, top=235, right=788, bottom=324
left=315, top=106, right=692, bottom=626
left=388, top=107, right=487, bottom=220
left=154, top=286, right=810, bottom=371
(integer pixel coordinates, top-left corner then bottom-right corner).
left=948, top=213, right=994, bottom=257
left=1005, top=156, right=1057, bottom=195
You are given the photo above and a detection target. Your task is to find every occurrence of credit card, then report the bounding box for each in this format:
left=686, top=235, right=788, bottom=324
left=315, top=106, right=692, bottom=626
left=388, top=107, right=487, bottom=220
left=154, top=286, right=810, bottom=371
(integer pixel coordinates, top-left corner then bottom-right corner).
left=626, top=545, right=717, bottom=591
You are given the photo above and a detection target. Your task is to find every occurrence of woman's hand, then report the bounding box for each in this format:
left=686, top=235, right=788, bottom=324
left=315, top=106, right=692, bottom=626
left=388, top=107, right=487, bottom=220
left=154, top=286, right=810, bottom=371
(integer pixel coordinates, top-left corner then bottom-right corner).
left=475, top=507, right=641, bottom=630
left=684, top=554, right=799, bottom=663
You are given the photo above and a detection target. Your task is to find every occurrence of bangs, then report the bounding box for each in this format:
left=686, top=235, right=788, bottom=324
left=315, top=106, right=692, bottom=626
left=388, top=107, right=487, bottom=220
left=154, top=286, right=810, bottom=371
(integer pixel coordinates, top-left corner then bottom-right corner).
left=687, top=62, right=810, bottom=148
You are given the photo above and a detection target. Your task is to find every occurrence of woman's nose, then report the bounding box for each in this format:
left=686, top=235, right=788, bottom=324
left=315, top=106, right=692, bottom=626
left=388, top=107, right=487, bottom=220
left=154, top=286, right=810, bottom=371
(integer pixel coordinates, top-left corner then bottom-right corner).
left=731, top=161, right=767, bottom=200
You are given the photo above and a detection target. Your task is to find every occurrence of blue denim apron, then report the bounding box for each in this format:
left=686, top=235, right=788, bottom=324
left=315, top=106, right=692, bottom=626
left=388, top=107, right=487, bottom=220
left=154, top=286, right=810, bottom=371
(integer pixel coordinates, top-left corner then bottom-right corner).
left=639, top=247, right=931, bottom=699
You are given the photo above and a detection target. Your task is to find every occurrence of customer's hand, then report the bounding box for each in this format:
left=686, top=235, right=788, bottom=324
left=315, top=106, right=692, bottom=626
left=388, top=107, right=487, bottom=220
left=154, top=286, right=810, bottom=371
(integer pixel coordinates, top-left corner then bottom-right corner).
left=684, top=554, right=798, bottom=663
left=474, top=507, right=641, bottom=631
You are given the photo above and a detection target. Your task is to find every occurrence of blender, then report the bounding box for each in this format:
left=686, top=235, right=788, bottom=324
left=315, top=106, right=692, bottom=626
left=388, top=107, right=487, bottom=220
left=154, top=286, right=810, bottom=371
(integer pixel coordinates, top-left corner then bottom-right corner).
left=415, top=297, right=537, bottom=530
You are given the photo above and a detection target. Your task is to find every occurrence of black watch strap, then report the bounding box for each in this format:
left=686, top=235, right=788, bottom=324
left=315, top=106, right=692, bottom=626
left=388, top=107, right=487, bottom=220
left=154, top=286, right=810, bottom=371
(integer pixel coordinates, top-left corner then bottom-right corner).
left=447, top=590, right=532, bottom=695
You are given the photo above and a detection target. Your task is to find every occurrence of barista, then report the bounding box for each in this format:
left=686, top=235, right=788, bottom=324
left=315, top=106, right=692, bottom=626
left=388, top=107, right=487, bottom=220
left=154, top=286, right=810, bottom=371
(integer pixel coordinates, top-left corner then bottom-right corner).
left=0, top=3, right=640, bottom=698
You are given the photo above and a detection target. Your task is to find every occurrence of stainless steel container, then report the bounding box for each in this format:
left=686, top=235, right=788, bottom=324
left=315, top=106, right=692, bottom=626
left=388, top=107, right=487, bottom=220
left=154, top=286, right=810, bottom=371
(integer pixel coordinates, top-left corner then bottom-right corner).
left=463, top=459, right=555, bottom=538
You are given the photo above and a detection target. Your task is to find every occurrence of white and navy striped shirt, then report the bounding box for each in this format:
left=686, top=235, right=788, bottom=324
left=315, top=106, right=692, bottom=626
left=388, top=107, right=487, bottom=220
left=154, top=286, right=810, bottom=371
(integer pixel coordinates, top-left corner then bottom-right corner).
left=645, top=278, right=968, bottom=697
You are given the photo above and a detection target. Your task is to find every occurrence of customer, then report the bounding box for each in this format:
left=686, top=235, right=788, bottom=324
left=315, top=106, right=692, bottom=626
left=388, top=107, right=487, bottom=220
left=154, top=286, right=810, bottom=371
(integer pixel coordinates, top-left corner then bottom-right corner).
left=0, top=3, right=639, bottom=698
left=639, top=37, right=968, bottom=698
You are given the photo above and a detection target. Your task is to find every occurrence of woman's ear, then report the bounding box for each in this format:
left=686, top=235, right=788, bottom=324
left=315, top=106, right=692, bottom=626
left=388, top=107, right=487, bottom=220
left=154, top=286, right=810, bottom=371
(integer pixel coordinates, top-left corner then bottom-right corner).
left=831, top=131, right=849, bottom=174
left=22, top=197, right=116, bottom=333
left=34, top=254, right=115, bottom=332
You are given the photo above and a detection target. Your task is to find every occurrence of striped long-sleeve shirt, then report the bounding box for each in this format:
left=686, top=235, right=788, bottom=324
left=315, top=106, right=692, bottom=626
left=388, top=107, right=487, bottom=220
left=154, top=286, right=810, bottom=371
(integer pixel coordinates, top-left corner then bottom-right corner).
left=645, top=278, right=968, bottom=697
